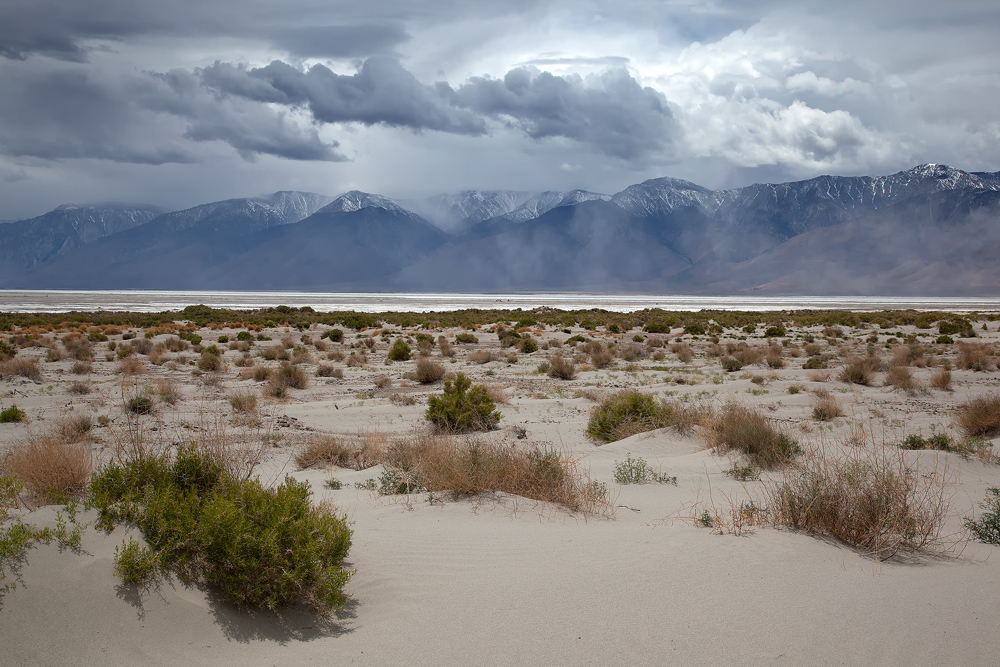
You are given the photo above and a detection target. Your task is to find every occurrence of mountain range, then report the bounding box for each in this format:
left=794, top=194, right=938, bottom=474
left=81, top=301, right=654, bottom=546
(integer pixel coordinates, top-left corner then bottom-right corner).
left=2, top=163, right=998, bottom=295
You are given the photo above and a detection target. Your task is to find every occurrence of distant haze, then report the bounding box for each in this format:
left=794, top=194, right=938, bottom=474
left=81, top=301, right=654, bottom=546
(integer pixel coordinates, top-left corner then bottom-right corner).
left=1, top=164, right=998, bottom=296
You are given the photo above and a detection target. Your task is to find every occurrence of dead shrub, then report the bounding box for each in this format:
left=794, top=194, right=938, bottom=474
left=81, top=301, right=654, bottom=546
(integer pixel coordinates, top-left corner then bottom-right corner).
left=438, top=337, right=455, bottom=357
left=957, top=342, right=994, bottom=371
left=198, top=351, right=223, bottom=372
left=374, top=374, right=392, bottom=389
left=295, top=432, right=387, bottom=470
left=620, top=343, right=646, bottom=362
left=732, top=346, right=764, bottom=366
left=346, top=351, right=367, bottom=367
left=954, top=392, right=1000, bottom=438
left=316, top=363, right=339, bottom=377
left=116, top=357, right=146, bottom=376
left=811, top=390, right=843, bottom=421
left=1, top=357, right=43, bottom=382
left=483, top=382, right=510, bottom=404
left=153, top=378, right=181, bottom=405
left=703, top=403, right=799, bottom=468
left=886, top=365, right=923, bottom=394
left=804, top=343, right=822, bottom=356
left=67, top=380, right=92, bottom=395
left=765, top=444, right=951, bottom=560
left=590, top=345, right=614, bottom=368
left=71, top=361, right=92, bottom=375
left=413, top=358, right=445, bottom=384
left=467, top=349, right=494, bottom=365
left=547, top=354, right=576, bottom=380
left=327, top=349, right=345, bottom=362
left=765, top=347, right=785, bottom=369
left=839, top=356, right=879, bottom=385
left=260, top=345, right=290, bottom=361
left=929, top=368, right=952, bottom=391
left=670, top=343, right=693, bottom=363
left=228, top=389, right=258, bottom=413
left=270, top=363, right=308, bottom=391
left=234, top=353, right=254, bottom=367
left=45, top=347, right=65, bottom=362
left=7, top=431, right=93, bottom=503
left=379, top=435, right=609, bottom=514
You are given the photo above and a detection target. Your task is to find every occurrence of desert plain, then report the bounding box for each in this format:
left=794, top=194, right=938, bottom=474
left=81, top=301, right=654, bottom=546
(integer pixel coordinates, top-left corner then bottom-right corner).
left=1, top=309, right=1000, bottom=666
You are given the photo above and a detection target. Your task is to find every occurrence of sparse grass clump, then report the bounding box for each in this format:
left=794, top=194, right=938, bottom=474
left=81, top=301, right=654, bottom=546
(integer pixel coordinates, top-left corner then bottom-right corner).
left=954, top=392, right=1000, bottom=438
left=704, top=403, right=799, bottom=468
left=270, top=363, right=308, bottom=392
left=586, top=389, right=678, bottom=443
left=228, top=389, right=258, bottom=414
left=89, top=444, right=353, bottom=613
left=6, top=431, right=93, bottom=504
left=425, top=372, right=501, bottom=432
left=766, top=445, right=950, bottom=559
left=294, top=433, right=386, bottom=470
left=930, top=367, right=952, bottom=391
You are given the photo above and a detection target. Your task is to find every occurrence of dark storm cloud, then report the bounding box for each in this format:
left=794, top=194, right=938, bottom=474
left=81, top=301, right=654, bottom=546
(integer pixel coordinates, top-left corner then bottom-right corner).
left=0, top=58, right=343, bottom=164
left=445, top=67, right=677, bottom=160
left=203, top=58, right=488, bottom=135
left=268, top=24, right=409, bottom=59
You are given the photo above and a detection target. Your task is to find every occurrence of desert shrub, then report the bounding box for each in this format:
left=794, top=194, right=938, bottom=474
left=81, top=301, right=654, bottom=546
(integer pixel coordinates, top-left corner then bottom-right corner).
left=55, top=415, right=93, bottom=442
left=704, top=403, right=799, bottom=468
left=0, top=340, right=16, bottom=361
left=326, top=329, right=344, bottom=343
left=765, top=348, right=785, bottom=368
left=620, top=343, right=646, bottom=362
left=70, top=361, right=92, bottom=375
left=519, top=338, right=538, bottom=354
left=586, top=389, right=677, bottom=443
left=116, top=357, right=146, bottom=376
left=425, top=372, right=501, bottom=432
left=270, top=363, right=308, bottom=391
left=127, top=396, right=154, bottom=415
left=1, top=404, right=26, bottom=423
left=467, top=349, right=493, bottom=365
left=131, top=338, right=153, bottom=355
left=1, top=357, right=42, bottom=382
left=764, top=325, right=786, bottom=338
left=45, top=347, right=65, bottom=362
left=732, top=346, right=764, bottom=366
left=7, top=432, right=93, bottom=503
left=198, top=350, right=223, bottom=372
left=900, top=432, right=953, bottom=451
left=612, top=454, right=676, bottom=485
left=939, top=318, right=975, bottom=338
left=839, top=356, right=879, bottom=385
left=153, top=378, right=181, bottom=405
left=437, top=336, right=455, bottom=357
left=766, top=445, right=950, bottom=559
left=812, top=391, right=843, bottom=421
left=547, top=354, right=576, bottom=380
left=228, top=389, right=258, bottom=413
left=374, top=374, right=391, bottom=389
left=388, top=340, right=411, bottom=361
left=260, top=345, right=289, bottom=361
left=67, top=380, right=92, bottom=395
left=671, top=343, right=693, bottom=363
left=954, top=392, right=1000, bottom=438
left=346, top=351, right=367, bottom=367
left=89, top=444, right=353, bottom=612
left=316, top=363, right=338, bottom=377
left=454, top=333, right=478, bottom=344
left=236, top=331, right=253, bottom=342
left=414, top=357, right=445, bottom=384
left=804, top=343, right=822, bottom=356
left=721, top=357, right=742, bottom=372
left=802, top=357, right=828, bottom=370
left=965, top=487, right=1000, bottom=545
left=930, top=368, right=952, bottom=391
left=957, top=342, right=994, bottom=371
left=251, top=365, right=270, bottom=382
left=886, top=365, right=922, bottom=394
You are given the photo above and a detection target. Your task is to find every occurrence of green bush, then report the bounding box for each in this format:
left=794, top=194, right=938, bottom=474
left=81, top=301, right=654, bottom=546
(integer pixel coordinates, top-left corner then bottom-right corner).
left=764, top=325, right=786, bottom=337
left=454, top=333, right=478, bottom=344
left=236, top=331, right=254, bottom=342
left=89, top=445, right=353, bottom=612
left=425, top=372, right=501, bottom=431
left=613, top=454, right=677, bottom=485
left=127, top=396, right=153, bottom=415
left=901, top=433, right=953, bottom=451
left=388, top=339, right=412, bottom=361
left=0, top=404, right=25, bottom=423
left=721, top=357, right=742, bottom=372
left=520, top=338, right=538, bottom=354
left=936, top=335, right=954, bottom=344
left=216, top=336, right=229, bottom=343
left=326, top=329, right=344, bottom=343
left=586, top=389, right=676, bottom=443
left=965, top=487, right=1000, bottom=544
left=803, top=357, right=828, bottom=369
left=87, top=332, right=108, bottom=342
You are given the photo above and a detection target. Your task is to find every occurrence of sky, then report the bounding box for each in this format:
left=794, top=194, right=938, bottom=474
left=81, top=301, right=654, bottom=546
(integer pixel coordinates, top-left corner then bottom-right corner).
left=1, top=0, right=999, bottom=219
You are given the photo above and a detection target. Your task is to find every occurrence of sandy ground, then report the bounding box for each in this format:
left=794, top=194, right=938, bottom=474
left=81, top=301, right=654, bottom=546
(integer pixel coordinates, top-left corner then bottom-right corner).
left=2, top=317, right=1000, bottom=666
